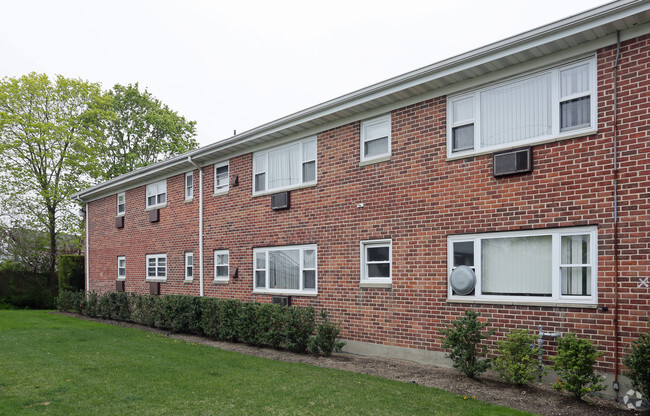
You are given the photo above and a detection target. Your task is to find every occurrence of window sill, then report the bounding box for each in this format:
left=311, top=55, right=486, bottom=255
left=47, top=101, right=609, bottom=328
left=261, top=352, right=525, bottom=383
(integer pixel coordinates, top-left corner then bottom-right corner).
left=213, top=279, right=229, bottom=285
left=116, top=277, right=125, bottom=282
left=145, top=204, right=167, bottom=212
left=184, top=279, right=193, bottom=284
left=116, top=214, right=125, bottom=218
left=252, top=182, right=317, bottom=198
left=360, top=281, right=392, bottom=289
left=213, top=189, right=229, bottom=197
left=359, top=155, right=391, bottom=166
left=446, top=128, right=598, bottom=162
left=145, top=278, right=167, bottom=283
left=184, top=198, right=193, bottom=203
left=446, top=298, right=597, bottom=309
left=252, top=290, right=317, bottom=297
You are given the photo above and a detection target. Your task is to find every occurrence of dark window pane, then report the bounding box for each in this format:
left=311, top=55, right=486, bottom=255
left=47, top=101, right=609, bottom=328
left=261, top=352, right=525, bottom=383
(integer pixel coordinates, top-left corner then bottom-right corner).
left=302, top=161, right=315, bottom=182
left=560, top=97, right=590, bottom=131
left=368, top=263, right=390, bottom=278
left=453, top=241, right=474, bottom=267
left=216, top=265, right=228, bottom=278
left=255, top=271, right=266, bottom=288
left=364, top=137, right=388, bottom=157
left=254, top=173, right=265, bottom=192
left=303, top=270, right=316, bottom=289
left=367, top=246, right=389, bottom=262
left=452, top=124, right=474, bottom=151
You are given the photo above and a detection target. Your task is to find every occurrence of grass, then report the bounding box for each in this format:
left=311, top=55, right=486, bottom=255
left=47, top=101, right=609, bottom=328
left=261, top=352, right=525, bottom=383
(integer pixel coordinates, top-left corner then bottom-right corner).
left=0, top=310, right=532, bottom=415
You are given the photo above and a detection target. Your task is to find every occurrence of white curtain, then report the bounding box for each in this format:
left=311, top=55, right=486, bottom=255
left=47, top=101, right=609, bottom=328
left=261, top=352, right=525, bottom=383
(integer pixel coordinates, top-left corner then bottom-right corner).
left=480, top=73, right=552, bottom=147
left=481, top=235, right=552, bottom=296
left=561, top=235, right=591, bottom=296
left=268, top=143, right=300, bottom=189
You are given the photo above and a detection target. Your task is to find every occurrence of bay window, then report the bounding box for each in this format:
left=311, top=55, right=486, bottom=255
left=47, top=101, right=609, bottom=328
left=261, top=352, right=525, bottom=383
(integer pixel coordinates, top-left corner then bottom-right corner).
left=253, top=245, right=317, bottom=294
left=253, top=137, right=317, bottom=194
left=447, top=57, right=596, bottom=157
left=448, top=226, right=597, bottom=305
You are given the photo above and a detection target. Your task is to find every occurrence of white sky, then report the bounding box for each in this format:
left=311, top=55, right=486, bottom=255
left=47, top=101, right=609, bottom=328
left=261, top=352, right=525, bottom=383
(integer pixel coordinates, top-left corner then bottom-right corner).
left=1, top=0, right=609, bottom=147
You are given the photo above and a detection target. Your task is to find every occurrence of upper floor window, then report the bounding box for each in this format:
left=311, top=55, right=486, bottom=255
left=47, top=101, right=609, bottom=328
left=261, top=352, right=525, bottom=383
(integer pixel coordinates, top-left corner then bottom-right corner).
left=447, top=57, right=596, bottom=157
left=360, top=114, right=391, bottom=163
left=253, top=244, right=317, bottom=295
left=185, top=172, right=193, bottom=200
left=146, top=253, right=167, bottom=281
left=146, top=180, right=167, bottom=209
left=117, top=256, right=126, bottom=281
left=253, top=137, right=316, bottom=194
left=447, top=226, right=597, bottom=305
left=214, top=161, right=229, bottom=194
left=117, top=192, right=125, bottom=216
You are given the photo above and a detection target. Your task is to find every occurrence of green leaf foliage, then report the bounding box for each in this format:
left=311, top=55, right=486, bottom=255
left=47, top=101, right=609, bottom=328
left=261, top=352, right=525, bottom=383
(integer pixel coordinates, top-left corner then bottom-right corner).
left=493, top=329, right=543, bottom=385
left=440, top=309, right=494, bottom=378
left=552, top=332, right=605, bottom=399
left=97, top=83, right=198, bottom=180
left=623, top=320, right=650, bottom=405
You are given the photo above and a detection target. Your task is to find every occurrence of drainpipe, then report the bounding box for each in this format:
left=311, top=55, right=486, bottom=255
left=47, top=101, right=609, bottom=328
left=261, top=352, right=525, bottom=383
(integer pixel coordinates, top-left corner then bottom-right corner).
left=187, top=156, right=204, bottom=296
left=612, top=31, right=621, bottom=399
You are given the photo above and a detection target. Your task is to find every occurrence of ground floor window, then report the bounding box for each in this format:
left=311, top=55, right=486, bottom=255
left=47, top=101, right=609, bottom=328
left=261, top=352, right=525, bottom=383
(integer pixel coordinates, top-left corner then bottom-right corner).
left=448, top=226, right=597, bottom=305
left=146, top=253, right=167, bottom=281
left=117, top=256, right=126, bottom=281
left=214, top=250, right=229, bottom=282
left=185, top=252, right=193, bottom=281
left=360, top=239, right=392, bottom=287
left=253, top=244, right=316, bottom=295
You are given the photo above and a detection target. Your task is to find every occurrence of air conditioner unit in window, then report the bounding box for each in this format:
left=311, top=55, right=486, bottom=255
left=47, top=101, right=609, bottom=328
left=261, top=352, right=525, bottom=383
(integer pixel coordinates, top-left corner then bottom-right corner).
left=116, top=281, right=125, bottom=292
left=271, top=192, right=290, bottom=210
left=271, top=296, right=291, bottom=307
left=493, top=147, right=532, bottom=177
left=149, top=282, right=160, bottom=295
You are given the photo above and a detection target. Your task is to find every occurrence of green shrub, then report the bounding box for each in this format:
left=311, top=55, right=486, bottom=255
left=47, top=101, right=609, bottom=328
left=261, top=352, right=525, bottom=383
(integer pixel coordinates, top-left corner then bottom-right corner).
left=154, top=295, right=203, bottom=334
left=237, top=301, right=260, bottom=345
left=440, top=309, right=494, bottom=378
left=255, top=303, right=287, bottom=349
left=56, top=290, right=85, bottom=313
left=285, top=306, right=316, bottom=353
left=57, top=255, right=84, bottom=292
left=493, top=329, right=542, bottom=385
left=309, top=310, right=345, bottom=356
left=552, top=332, right=604, bottom=399
left=219, top=299, right=243, bottom=342
left=623, top=321, right=650, bottom=405
left=82, top=291, right=99, bottom=317
left=130, top=294, right=158, bottom=327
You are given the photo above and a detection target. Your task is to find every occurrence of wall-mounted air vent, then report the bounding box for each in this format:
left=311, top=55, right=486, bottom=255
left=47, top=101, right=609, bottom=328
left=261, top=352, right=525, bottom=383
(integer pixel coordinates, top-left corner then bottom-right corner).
left=116, top=280, right=125, bottom=292
left=115, top=216, right=124, bottom=229
left=149, top=209, right=160, bottom=223
left=449, top=265, right=476, bottom=296
left=493, top=147, right=532, bottom=177
left=149, top=282, right=160, bottom=295
left=271, top=296, right=291, bottom=307
left=271, top=192, right=290, bottom=210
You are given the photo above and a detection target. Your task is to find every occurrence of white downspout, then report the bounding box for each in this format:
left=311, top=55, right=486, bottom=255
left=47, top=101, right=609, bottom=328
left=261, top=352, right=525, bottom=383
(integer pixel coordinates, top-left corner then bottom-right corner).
left=85, top=202, right=89, bottom=295
left=188, top=156, right=204, bottom=296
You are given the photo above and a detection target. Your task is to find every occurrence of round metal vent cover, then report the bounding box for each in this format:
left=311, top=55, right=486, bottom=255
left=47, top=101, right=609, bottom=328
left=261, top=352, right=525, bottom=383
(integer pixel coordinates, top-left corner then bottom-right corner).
left=450, top=265, right=476, bottom=295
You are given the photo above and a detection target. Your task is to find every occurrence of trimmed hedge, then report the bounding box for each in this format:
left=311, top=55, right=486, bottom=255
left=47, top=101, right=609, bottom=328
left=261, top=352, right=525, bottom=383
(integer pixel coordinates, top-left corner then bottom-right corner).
left=57, top=290, right=345, bottom=356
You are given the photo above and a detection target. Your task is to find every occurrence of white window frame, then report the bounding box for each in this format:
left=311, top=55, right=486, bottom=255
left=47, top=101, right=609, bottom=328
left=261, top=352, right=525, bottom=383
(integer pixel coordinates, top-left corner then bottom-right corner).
left=214, top=161, right=230, bottom=194
left=253, top=244, right=317, bottom=295
left=447, top=226, right=598, bottom=305
left=360, top=239, right=392, bottom=287
left=360, top=114, right=391, bottom=164
left=447, top=56, right=597, bottom=158
left=252, top=137, right=317, bottom=195
left=185, top=252, right=193, bottom=281
left=185, top=172, right=193, bottom=201
left=214, top=249, right=229, bottom=282
left=117, top=256, right=126, bottom=281
left=145, top=253, right=167, bottom=282
left=146, top=180, right=167, bottom=209
left=117, top=192, right=125, bottom=216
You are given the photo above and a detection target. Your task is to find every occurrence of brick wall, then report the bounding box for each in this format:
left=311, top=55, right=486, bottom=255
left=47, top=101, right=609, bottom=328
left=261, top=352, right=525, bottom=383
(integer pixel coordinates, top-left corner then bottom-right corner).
left=86, top=34, right=650, bottom=372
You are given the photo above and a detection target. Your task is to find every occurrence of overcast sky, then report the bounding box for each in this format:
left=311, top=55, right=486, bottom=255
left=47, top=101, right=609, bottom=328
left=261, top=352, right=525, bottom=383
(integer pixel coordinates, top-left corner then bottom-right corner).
left=1, top=0, right=608, bottom=147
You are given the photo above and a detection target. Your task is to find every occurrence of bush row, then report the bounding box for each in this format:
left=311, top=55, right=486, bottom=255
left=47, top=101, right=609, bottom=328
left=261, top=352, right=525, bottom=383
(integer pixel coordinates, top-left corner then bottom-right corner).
left=56, top=290, right=344, bottom=356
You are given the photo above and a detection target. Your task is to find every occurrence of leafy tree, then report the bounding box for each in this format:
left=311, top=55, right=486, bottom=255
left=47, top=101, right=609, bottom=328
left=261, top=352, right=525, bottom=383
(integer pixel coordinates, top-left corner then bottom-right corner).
left=0, top=73, right=104, bottom=289
left=97, top=83, right=198, bottom=180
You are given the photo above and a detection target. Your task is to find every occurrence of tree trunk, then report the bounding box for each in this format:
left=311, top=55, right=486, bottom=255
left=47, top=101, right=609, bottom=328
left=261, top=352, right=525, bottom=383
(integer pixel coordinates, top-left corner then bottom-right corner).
left=48, top=206, right=58, bottom=293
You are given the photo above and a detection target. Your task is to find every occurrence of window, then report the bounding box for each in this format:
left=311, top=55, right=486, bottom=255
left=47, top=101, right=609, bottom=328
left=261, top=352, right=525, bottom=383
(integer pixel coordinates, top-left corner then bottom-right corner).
left=361, top=239, right=392, bottom=286
left=117, top=192, right=125, bottom=216
left=214, top=250, right=229, bottom=282
left=447, top=57, right=596, bottom=157
left=117, top=256, right=126, bottom=281
left=447, top=226, right=597, bottom=305
left=185, top=252, right=193, bottom=281
left=146, top=254, right=167, bottom=281
left=146, top=180, right=167, bottom=209
left=253, top=245, right=317, bottom=294
left=214, top=161, right=229, bottom=193
left=360, top=114, right=391, bottom=163
left=253, top=137, right=316, bottom=194
left=185, top=172, right=193, bottom=200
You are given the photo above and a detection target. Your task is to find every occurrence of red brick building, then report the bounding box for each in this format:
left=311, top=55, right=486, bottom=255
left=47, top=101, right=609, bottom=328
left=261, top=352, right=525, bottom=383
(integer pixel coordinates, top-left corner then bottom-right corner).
left=75, top=1, right=650, bottom=395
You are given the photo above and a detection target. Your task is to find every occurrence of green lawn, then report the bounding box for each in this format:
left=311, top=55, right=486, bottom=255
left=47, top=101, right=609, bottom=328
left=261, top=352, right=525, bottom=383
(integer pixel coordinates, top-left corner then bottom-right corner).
left=0, top=310, right=532, bottom=415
